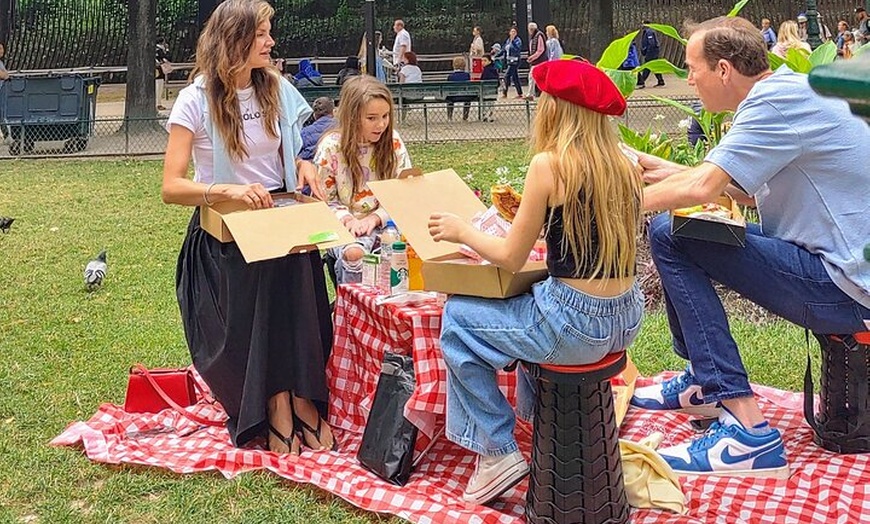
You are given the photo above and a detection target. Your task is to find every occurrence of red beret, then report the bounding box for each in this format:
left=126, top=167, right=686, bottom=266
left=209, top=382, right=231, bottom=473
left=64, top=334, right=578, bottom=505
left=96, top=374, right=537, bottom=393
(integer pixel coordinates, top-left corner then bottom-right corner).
left=532, top=59, right=627, bottom=116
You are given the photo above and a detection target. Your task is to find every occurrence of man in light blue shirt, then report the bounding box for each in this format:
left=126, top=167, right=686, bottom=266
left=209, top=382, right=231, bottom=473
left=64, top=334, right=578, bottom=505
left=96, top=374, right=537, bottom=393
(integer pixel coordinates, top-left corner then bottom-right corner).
left=629, top=16, right=870, bottom=478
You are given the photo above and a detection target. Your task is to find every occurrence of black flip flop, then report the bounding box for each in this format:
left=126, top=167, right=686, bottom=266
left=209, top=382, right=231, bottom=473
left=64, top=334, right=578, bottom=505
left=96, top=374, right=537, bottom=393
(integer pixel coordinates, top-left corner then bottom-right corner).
left=268, top=423, right=301, bottom=454
left=295, top=415, right=338, bottom=451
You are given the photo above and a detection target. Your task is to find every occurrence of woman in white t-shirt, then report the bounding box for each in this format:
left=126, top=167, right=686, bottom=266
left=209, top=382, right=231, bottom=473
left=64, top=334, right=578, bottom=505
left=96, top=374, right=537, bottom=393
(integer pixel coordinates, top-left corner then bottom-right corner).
left=161, top=0, right=336, bottom=455
left=398, top=51, right=423, bottom=83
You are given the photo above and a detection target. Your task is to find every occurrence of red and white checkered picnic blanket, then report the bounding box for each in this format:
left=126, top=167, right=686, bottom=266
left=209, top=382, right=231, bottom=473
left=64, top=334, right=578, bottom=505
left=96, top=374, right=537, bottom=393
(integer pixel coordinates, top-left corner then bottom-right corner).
left=328, top=284, right=517, bottom=441
left=53, top=285, right=870, bottom=523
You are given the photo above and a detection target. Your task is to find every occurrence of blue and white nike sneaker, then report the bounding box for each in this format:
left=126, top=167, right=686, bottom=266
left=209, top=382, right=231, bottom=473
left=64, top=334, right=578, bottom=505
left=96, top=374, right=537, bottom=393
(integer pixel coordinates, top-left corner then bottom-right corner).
left=630, top=366, right=721, bottom=418
left=656, top=409, right=789, bottom=479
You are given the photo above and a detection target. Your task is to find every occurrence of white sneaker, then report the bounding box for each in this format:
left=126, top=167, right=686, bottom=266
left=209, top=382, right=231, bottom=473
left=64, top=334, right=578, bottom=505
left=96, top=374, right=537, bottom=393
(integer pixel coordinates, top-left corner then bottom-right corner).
left=630, top=365, right=721, bottom=418
left=657, top=408, right=789, bottom=479
left=463, top=450, right=529, bottom=505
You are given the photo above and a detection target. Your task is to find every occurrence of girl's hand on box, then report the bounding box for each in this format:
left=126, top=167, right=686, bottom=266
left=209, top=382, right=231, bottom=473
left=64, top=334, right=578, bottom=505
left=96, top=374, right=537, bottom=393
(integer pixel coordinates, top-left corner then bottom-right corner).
left=347, top=214, right=380, bottom=237
left=428, top=212, right=466, bottom=243
left=227, top=183, right=274, bottom=209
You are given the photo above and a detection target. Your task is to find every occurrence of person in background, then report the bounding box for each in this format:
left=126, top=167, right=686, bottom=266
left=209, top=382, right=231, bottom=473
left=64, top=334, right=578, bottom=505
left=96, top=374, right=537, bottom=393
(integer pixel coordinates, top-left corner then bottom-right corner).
left=0, top=43, right=8, bottom=143
left=797, top=13, right=809, bottom=41
left=545, top=25, right=564, bottom=61
left=373, top=31, right=388, bottom=82
left=526, top=22, right=548, bottom=99
left=293, top=58, right=323, bottom=87
left=314, top=76, right=412, bottom=284
left=480, top=54, right=499, bottom=122
left=631, top=15, right=870, bottom=478
left=638, top=20, right=665, bottom=88
left=795, top=13, right=830, bottom=44
left=772, top=20, right=811, bottom=58
left=446, top=56, right=473, bottom=122
left=836, top=20, right=851, bottom=56
left=760, top=18, right=777, bottom=50
left=428, top=58, right=643, bottom=506
left=470, top=26, right=485, bottom=57
left=0, top=42, right=10, bottom=80
left=499, top=27, right=523, bottom=99
left=155, top=36, right=170, bottom=110
left=299, top=97, right=335, bottom=161
left=357, top=31, right=388, bottom=83
left=842, top=31, right=858, bottom=58
left=336, top=56, right=362, bottom=86
left=398, top=51, right=422, bottom=83
left=856, top=7, right=870, bottom=45
left=392, top=19, right=412, bottom=67
left=161, top=0, right=335, bottom=456
left=619, top=41, right=641, bottom=87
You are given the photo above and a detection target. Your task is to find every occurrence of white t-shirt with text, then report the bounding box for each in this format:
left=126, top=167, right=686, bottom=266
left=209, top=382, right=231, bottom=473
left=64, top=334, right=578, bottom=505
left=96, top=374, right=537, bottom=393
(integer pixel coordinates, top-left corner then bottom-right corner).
left=167, top=85, right=284, bottom=190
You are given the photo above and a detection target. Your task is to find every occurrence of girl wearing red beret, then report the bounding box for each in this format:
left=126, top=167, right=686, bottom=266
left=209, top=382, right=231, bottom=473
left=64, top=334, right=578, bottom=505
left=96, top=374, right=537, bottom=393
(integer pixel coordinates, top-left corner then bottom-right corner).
left=428, top=59, right=644, bottom=505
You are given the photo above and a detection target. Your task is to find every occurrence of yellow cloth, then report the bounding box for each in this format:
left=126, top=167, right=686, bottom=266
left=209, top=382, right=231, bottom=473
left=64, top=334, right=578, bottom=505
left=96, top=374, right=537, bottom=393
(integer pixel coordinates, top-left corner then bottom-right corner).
left=619, top=432, right=687, bottom=514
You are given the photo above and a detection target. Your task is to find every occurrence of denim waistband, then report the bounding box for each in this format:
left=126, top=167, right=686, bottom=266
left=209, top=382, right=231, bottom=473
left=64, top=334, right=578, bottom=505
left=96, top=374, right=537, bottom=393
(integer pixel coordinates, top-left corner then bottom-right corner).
left=542, top=276, right=642, bottom=316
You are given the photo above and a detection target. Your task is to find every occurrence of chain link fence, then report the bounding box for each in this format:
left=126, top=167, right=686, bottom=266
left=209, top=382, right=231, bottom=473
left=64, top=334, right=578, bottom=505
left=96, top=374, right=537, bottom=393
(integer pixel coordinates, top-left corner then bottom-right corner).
left=0, top=96, right=697, bottom=158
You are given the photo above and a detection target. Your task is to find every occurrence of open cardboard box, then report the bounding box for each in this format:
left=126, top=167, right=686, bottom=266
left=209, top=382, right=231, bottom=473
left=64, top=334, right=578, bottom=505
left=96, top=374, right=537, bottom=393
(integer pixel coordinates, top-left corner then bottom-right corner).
left=670, top=195, right=746, bottom=247
left=612, top=354, right=638, bottom=428
left=200, top=192, right=356, bottom=263
left=369, top=168, right=548, bottom=298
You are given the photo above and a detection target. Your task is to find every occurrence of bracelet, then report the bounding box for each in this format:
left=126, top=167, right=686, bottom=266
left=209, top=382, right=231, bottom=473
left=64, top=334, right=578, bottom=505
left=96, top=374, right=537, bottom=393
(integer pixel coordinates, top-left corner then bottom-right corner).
left=203, top=183, right=216, bottom=206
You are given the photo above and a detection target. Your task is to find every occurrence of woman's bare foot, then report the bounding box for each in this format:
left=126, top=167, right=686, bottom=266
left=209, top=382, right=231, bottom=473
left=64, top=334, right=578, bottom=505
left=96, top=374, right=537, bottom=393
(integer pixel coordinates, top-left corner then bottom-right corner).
left=292, top=394, right=336, bottom=451
left=267, top=391, right=300, bottom=454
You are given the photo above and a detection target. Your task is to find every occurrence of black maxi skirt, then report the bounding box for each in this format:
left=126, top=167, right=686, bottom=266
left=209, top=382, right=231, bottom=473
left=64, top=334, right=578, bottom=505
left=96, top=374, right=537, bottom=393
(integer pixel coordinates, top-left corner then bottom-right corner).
left=175, top=208, right=333, bottom=447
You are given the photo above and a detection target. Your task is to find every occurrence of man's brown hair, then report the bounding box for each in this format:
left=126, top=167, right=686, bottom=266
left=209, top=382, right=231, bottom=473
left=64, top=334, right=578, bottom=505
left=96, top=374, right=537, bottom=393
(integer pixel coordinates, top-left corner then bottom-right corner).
left=685, top=16, right=769, bottom=77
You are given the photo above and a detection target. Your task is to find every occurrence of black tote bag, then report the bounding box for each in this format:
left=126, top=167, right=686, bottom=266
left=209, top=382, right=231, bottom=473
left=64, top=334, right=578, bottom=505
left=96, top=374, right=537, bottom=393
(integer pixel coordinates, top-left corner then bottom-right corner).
left=357, top=351, right=418, bottom=486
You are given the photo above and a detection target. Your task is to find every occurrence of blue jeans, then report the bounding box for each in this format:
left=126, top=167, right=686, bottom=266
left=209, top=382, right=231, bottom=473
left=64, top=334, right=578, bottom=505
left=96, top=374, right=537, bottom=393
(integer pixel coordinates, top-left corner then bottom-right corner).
left=649, top=213, right=870, bottom=404
left=504, top=64, right=522, bottom=96
left=440, top=277, right=644, bottom=456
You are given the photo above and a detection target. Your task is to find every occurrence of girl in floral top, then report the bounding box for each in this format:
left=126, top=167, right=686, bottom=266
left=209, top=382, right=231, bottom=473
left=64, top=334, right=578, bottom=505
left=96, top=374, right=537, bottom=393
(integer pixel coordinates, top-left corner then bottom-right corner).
left=314, top=75, right=412, bottom=283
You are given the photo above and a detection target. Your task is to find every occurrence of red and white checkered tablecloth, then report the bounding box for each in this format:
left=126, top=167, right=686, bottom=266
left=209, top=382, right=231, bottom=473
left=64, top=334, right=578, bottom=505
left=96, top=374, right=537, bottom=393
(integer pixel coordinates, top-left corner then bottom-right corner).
left=52, top=286, right=870, bottom=523
left=328, top=284, right=517, bottom=440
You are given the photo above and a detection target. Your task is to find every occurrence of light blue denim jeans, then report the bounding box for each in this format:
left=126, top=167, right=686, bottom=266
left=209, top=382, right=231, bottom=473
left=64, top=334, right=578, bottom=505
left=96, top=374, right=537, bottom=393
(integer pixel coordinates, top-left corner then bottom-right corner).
left=329, top=227, right=382, bottom=284
left=440, top=277, right=644, bottom=456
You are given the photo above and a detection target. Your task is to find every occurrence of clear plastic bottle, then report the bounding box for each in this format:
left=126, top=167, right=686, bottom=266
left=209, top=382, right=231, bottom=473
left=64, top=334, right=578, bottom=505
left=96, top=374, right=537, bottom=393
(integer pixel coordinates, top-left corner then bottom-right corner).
left=378, top=220, right=400, bottom=294
left=390, top=241, right=409, bottom=294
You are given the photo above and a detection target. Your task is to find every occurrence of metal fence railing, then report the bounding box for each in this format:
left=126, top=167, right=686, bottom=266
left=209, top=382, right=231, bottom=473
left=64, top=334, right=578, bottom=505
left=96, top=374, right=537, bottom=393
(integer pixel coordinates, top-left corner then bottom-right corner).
left=0, top=96, right=698, bottom=159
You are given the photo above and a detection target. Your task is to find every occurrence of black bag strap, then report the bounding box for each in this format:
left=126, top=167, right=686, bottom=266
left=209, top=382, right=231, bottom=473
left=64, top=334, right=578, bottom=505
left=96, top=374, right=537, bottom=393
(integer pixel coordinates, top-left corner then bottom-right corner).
left=133, top=363, right=226, bottom=427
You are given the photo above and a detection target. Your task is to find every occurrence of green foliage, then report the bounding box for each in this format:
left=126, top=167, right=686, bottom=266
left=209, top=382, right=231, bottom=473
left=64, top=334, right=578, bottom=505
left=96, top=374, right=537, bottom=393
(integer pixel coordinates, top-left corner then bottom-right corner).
left=618, top=124, right=708, bottom=167
left=727, top=0, right=752, bottom=17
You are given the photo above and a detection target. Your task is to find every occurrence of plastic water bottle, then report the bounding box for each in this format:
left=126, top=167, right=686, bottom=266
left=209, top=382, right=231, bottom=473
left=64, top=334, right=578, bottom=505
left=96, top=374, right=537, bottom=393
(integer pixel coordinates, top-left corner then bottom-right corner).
left=378, top=220, right=400, bottom=294
left=390, top=241, right=409, bottom=294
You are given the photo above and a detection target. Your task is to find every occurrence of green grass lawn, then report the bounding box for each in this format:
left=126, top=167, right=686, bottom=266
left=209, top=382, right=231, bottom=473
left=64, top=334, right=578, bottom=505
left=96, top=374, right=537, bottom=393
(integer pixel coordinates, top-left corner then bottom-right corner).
left=0, top=143, right=810, bottom=523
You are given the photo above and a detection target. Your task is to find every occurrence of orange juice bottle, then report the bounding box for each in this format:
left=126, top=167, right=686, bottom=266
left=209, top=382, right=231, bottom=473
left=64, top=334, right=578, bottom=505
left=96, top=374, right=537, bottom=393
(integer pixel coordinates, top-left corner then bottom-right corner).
left=404, top=236, right=425, bottom=290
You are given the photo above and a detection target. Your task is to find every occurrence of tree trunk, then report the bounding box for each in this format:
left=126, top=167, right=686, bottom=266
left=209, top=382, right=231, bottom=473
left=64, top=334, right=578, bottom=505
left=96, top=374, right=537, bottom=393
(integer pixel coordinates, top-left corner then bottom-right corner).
left=587, top=0, right=613, bottom=63
left=0, top=0, right=11, bottom=49
left=125, top=0, right=157, bottom=123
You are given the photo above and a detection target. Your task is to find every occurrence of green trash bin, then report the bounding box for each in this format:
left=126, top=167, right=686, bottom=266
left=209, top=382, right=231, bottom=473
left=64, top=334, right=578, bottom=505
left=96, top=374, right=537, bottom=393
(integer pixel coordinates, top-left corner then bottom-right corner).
left=1, top=74, right=100, bottom=155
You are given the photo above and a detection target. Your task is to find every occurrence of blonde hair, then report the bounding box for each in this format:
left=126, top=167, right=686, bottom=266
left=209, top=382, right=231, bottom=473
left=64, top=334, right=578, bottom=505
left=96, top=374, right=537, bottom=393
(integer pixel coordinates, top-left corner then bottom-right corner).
left=336, top=75, right=399, bottom=195
left=452, top=56, right=466, bottom=70
left=546, top=25, right=560, bottom=40
left=191, top=0, right=280, bottom=162
left=777, top=20, right=804, bottom=48
left=531, top=93, right=642, bottom=279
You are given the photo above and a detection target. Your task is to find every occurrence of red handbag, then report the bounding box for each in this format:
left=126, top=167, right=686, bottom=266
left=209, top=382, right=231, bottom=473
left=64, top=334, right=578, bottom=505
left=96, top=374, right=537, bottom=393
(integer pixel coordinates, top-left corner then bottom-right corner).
left=124, top=364, right=224, bottom=427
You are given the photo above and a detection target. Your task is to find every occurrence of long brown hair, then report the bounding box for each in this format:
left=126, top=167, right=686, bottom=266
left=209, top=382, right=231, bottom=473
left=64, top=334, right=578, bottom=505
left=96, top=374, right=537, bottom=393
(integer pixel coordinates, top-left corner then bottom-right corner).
left=532, top=93, right=642, bottom=279
left=191, top=0, right=280, bottom=162
left=335, top=75, right=398, bottom=195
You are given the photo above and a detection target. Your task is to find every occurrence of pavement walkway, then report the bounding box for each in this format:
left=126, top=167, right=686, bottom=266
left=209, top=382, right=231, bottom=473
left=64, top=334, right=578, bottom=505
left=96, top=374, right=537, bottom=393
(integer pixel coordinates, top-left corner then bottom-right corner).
left=93, top=76, right=698, bottom=118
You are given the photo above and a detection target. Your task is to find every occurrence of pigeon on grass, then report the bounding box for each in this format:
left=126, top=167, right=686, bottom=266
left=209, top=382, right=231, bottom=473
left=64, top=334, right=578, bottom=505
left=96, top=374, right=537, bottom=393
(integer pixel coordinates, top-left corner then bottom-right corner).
left=0, top=217, right=14, bottom=233
left=84, top=250, right=108, bottom=291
